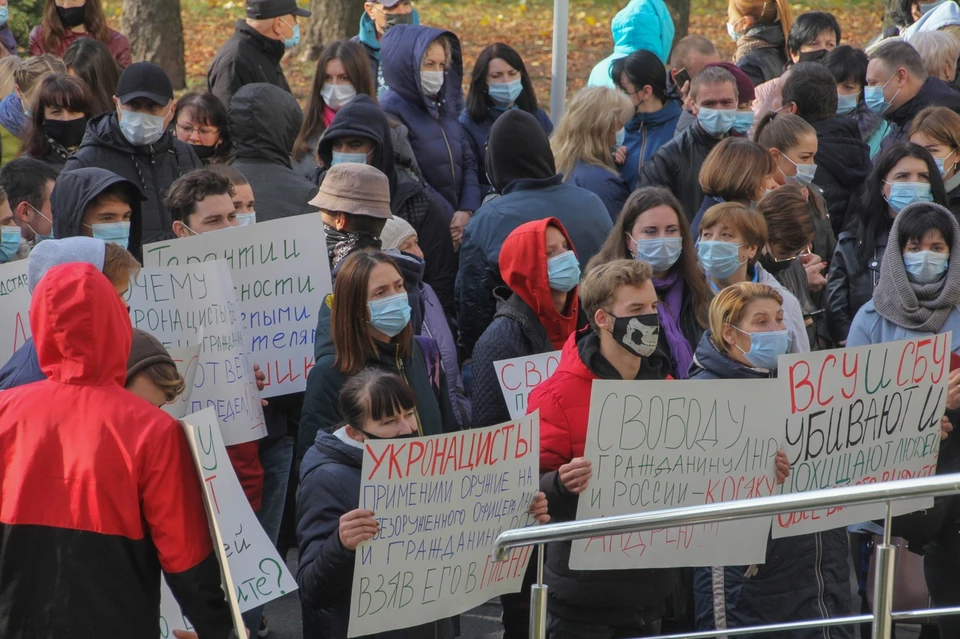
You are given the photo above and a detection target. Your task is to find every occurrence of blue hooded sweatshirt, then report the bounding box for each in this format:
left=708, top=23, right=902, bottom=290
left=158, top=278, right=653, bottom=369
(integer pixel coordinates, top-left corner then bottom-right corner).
left=354, top=10, right=421, bottom=96
left=586, top=0, right=675, bottom=88
left=620, top=99, right=682, bottom=190
left=379, top=25, right=481, bottom=216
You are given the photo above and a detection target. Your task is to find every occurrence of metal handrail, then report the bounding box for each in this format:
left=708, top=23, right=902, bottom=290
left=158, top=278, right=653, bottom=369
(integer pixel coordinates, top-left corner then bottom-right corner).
left=491, top=474, right=960, bottom=639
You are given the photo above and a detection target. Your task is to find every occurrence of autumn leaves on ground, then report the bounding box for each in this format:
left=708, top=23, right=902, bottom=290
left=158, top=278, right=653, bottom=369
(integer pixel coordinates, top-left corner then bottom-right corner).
left=125, top=0, right=883, bottom=111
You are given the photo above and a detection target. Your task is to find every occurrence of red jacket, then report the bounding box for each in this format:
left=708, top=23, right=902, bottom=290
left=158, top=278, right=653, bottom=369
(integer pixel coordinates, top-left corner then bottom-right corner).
left=0, top=263, right=231, bottom=638
left=29, top=26, right=131, bottom=68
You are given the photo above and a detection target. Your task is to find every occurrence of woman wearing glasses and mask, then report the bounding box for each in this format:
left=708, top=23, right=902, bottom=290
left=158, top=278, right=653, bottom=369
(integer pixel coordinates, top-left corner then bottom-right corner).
left=172, top=92, right=234, bottom=166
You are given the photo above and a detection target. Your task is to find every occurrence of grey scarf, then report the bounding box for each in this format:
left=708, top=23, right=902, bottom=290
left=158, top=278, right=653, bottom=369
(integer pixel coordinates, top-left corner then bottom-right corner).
left=872, top=202, right=960, bottom=332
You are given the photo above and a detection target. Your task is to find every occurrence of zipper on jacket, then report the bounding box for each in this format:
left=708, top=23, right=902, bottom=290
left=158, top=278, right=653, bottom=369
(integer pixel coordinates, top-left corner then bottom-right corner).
left=395, top=345, right=424, bottom=436
left=437, top=123, right=458, bottom=196
left=637, top=123, right=648, bottom=181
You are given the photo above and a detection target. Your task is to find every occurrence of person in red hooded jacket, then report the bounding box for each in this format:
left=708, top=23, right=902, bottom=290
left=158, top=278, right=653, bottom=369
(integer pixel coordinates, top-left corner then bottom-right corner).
left=0, top=262, right=233, bottom=638
left=471, top=217, right=583, bottom=429
left=527, top=258, right=676, bottom=639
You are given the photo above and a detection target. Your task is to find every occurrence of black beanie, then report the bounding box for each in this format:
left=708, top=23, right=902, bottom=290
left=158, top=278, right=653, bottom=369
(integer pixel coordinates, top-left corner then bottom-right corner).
left=485, top=109, right=556, bottom=194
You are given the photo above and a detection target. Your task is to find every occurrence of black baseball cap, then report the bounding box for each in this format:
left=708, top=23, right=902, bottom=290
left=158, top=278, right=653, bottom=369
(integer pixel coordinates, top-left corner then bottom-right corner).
left=115, top=62, right=174, bottom=106
left=246, top=0, right=311, bottom=19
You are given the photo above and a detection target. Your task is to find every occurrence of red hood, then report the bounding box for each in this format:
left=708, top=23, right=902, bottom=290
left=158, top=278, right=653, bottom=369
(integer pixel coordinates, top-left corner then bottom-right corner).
left=31, top=262, right=132, bottom=387
left=499, top=217, right=579, bottom=349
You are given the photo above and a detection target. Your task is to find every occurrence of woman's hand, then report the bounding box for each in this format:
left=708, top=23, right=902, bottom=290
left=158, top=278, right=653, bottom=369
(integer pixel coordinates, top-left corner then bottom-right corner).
left=801, top=253, right=827, bottom=293
left=614, top=146, right=627, bottom=165
left=940, top=415, right=954, bottom=441
left=253, top=364, right=268, bottom=407
left=339, top=509, right=379, bottom=550
left=528, top=491, right=550, bottom=524
left=559, top=457, right=592, bottom=494
left=450, top=210, right=472, bottom=250
left=775, top=449, right=791, bottom=485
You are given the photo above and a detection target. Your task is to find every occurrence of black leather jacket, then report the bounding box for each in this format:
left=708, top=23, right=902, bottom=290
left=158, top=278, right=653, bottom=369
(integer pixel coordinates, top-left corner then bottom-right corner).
left=824, top=229, right=887, bottom=344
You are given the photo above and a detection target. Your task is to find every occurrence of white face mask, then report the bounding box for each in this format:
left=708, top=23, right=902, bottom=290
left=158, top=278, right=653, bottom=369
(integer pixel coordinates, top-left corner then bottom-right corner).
left=236, top=212, right=256, bottom=227
left=117, top=107, right=169, bottom=146
left=320, top=83, right=357, bottom=111
left=420, top=70, right=445, bottom=97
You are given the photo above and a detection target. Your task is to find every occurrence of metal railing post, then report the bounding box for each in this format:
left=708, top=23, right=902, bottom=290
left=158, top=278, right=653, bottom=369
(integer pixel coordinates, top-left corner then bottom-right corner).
left=871, top=502, right=896, bottom=639
left=530, top=543, right=547, bottom=639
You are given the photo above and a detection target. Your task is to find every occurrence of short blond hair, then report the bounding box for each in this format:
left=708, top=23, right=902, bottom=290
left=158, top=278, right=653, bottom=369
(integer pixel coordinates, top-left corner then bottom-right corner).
left=580, top=259, right=653, bottom=331
left=552, top=86, right=634, bottom=178
left=911, top=31, right=960, bottom=81
left=700, top=202, right=767, bottom=247
left=102, top=243, right=140, bottom=290
left=708, top=282, right=783, bottom=353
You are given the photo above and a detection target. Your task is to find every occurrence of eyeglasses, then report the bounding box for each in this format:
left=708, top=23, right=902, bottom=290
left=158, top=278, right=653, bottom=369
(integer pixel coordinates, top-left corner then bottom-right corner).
left=176, top=123, right=220, bottom=140
left=768, top=248, right=812, bottom=263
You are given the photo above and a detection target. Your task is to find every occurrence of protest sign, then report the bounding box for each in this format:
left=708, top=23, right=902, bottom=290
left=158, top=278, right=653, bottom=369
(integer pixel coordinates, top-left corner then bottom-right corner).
left=126, top=260, right=265, bottom=445
left=143, top=215, right=332, bottom=397
left=570, top=379, right=781, bottom=569
left=774, top=335, right=948, bottom=538
left=0, top=259, right=31, bottom=369
left=348, top=413, right=541, bottom=637
left=162, top=344, right=202, bottom=420
left=493, top=351, right=561, bottom=419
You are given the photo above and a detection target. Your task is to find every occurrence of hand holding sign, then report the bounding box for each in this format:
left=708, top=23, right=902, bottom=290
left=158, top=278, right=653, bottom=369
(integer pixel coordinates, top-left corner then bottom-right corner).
left=559, top=457, right=592, bottom=494
left=775, top=450, right=791, bottom=485
left=339, top=509, right=379, bottom=550
left=528, top=492, right=550, bottom=524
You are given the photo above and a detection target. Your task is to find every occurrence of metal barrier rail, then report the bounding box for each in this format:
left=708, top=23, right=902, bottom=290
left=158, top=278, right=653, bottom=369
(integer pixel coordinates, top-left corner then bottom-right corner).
left=490, top=474, right=960, bottom=639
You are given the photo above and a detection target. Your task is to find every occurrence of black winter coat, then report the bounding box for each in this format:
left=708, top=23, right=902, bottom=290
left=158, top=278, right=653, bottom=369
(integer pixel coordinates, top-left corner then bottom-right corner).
left=734, top=24, right=787, bottom=87
left=824, top=228, right=887, bottom=344
left=63, top=113, right=201, bottom=245
left=207, top=21, right=290, bottom=109
left=297, top=430, right=454, bottom=639
left=811, top=117, right=871, bottom=236
left=947, top=177, right=960, bottom=221
left=471, top=291, right=555, bottom=428
left=638, top=123, right=727, bottom=220
left=882, top=77, right=960, bottom=151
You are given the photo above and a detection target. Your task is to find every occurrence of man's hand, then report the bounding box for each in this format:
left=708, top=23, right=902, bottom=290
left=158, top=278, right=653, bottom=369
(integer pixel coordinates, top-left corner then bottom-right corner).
left=253, top=363, right=268, bottom=407
left=941, top=415, right=954, bottom=441
left=528, top=491, right=550, bottom=524
left=801, top=253, right=827, bottom=293
left=450, top=210, right=472, bottom=251
left=339, top=509, right=379, bottom=550
left=559, top=457, right=592, bottom=494
left=775, top=449, right=791, bottom=485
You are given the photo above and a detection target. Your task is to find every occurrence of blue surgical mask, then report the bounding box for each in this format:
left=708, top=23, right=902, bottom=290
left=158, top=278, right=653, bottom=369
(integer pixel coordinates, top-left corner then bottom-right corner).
left=26, top=205, right=53, bottom=244
left=837, top=92, right=858, bottom=116
left=0, top=226, right=19, bottom=263
left=332, top=150, right=369, bottom=165
left=632, top=236, right=682, bottom=272
left=697, top=107, right=737, bottom=136
left=368, top=292, right=411, bottom=337
left=0, top=7, right=9, bottom=26
left=884, top=181, right=934, bottom=213
left=903, top=250, right=949, bottom=284
left=935, top=149, right=956, bottom=176
left=865, top=75, right=900, bottom=116
left=732, top=110, right=755, bottom=134
left=546, top=250, right=581, bottom=292
left=781, top=154, right=818, bottom=187
left=488, top=79, right=523, bottom=108
left=733, top=326, right=789, bottom=370
left=727, top=22, right=741, bottom=41
left=282, top=20, right=300, bottom=50
left=615, top=127, right=626, bottom=148
left=118, top=108, right=168, bottom=146
left=698, top=240, right=745, bottom=280
left=90, top=221, right=131, bottom=248
left=236, top=212, right=256, bottom=227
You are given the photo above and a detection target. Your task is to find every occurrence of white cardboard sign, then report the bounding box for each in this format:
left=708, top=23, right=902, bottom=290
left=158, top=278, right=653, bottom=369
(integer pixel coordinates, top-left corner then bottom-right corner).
left=0, top=259, right=32, bottom=370
left=493, top=350, right=562, bottom=420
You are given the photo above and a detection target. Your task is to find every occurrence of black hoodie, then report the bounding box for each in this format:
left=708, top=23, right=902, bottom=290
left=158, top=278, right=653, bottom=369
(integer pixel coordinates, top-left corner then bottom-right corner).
left=883, top=77, right=960, bottom=150
left=51, top=168, right=146, bottom=260
left=63, top=112, right=202, bottom=246
left=230, top=83, right=319, bottom=222
left=811, top=116, right=871, bottom=235
left=485, top=109, right=556, bottom=193
left=317, top=95, right=456, bottom=314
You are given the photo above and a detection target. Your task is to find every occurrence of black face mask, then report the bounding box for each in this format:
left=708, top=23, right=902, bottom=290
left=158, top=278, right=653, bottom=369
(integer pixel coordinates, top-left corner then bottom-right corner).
left=382, top=12, right=414, bottom=33
left=191, top=143, right=218, bottom=160
left=56, top=5, right=86, bottom=28
left=759, top=252, right=795, bottom=275
left=607, top=311, right=660, bottom=358
left=43, top=117, right=88, bottom=149
left=797, top=49, right=828, bottom=64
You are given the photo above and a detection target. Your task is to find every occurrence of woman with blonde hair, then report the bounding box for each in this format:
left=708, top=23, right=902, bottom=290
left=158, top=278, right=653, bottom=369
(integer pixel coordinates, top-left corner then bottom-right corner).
left=0, top=54, right=67, bottom=165
left=910, top=31, right=960, bottom=84
left=910, top=105, right=960, bottom=216
left=551, top=86, right=634, bottom=221
left=728, top=0, right=794, bottom=86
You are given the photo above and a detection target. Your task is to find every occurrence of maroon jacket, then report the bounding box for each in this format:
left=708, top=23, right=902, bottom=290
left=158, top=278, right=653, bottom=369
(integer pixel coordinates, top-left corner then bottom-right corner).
left=29, top=26, right=131, bottom=67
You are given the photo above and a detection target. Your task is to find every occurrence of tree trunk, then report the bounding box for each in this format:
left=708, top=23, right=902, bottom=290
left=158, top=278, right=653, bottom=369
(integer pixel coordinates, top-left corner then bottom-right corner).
left=120, top=0, right=186, bottom=89
left=297, top=0, right=366, bottom=63
left=663, top=0, right=690, bottom=43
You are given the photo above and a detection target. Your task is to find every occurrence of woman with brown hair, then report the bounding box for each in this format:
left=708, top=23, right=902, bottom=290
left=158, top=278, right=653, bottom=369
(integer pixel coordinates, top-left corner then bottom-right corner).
left=909, top=106, right=960, bottom=219
left=297, top=250, right=458, bottom=462
left=0, top=54, right=66, bottom=165
left=29, top=0, right=131, bottom=67
left=63, top=38, right=122, bottom=116
left=690, top=136, right=779, bottom=236
left=172, top=92, right=234, bottom=165
left=22, top=73, right=93, bottom=168
left=589, top=187, right=712, bottom=378
left=727, top=0, right=793, bottom=86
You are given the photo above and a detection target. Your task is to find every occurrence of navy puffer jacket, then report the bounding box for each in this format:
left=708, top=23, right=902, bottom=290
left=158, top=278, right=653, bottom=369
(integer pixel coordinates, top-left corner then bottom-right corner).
left=689, top=332, right=853, bottom=638
left=380, top=26, right=481, bottom=216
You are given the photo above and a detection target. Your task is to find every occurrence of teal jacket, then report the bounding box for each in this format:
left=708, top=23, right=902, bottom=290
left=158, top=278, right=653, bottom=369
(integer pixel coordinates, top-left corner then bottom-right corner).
left=587, top=0, right=674, bottom=88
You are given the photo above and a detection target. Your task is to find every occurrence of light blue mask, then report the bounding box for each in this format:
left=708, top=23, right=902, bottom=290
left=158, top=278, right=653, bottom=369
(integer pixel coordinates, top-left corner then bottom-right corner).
left=90, top=221, right=131, bottom=248
left=367, top=292, right=411, bottom=337
left=837, top=92, right=858, bottom=116
left=118, top=109, right=167, bottom=146
left=547, top=250, right=581, bottom=292
left=935, top=150, right=956, bottom=176
left=865, top=75, right=901, bottom=116
left=0, top=7, right=9, bottom=26
left=903, top=250, right=949, bottom=284
left=732, top=111, right=755, bottom=134
left=885, top=181, right=934, bottom=213
left=781, top=154, right=818, bottom=187
left=236, top=212, right=256, bottom=227
left=697, top=107, right=737, bottom=136
left=332, top=150, right=369, bottom=165
left=0, top=226, right=19, bottom=263
left=615, top=127, right=626, bottom=148
left=283, top=22, right=300, bottom=50
left=698, top=240, right=745, bottom=280
left=488, top=79, right=523, bottom=108
left=734, top=326, right=789, bottom=370
left=26, top=205, right=53, bottom=244
left=633, top=236, right=682, bottom=272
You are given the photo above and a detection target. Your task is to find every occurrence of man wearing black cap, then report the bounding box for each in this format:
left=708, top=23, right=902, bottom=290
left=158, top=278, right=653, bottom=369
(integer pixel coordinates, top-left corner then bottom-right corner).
left=63, top=62, right=202, bottom=246
left=207, top=0, right=312, bottom=108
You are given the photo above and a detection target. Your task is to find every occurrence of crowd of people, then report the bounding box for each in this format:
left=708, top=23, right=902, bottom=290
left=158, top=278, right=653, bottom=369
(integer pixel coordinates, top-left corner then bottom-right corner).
left=1, top=0, right=960, bottom=637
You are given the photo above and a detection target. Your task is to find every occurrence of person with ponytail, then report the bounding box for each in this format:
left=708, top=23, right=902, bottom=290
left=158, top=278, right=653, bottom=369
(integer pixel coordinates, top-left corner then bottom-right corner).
left=727, top=0, right=793, bottom=87
left=29, top=0, right=131, bottom=67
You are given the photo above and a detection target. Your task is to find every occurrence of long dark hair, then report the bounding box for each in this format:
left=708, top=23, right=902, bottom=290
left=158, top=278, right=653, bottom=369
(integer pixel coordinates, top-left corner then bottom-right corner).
left=294, top=40, right=376, bottom=162
left=63, top=38, right=122, bottom=115
left=466, top=43, right=539, bottom=123
left=42, top=0, right=112, bottom=55
left=339, top=368, right=417, bottom=432
left=173, top=92, right=234, bottom=164
left=855, top=143, right=948, bottom=269
left=22, top=73, right=93, bottom=160
left=588, top=187, right=712, bottom=328
left=611, top=49, right=668, bottom=101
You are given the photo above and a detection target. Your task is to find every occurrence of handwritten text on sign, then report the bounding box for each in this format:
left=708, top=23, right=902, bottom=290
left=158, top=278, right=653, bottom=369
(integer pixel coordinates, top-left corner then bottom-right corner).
left=774, top=335, right=948, bottom=537
left=0, top=259, right=31, bottom=370
left=143, top=214, right=332, bottom=397
left=349, top=414, right=541, bottom=637
left=571, top=379, right=780, bottom=569
left=493, top=351, right=561, bottom=420
left=126, top=260, right=265, bottom=445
